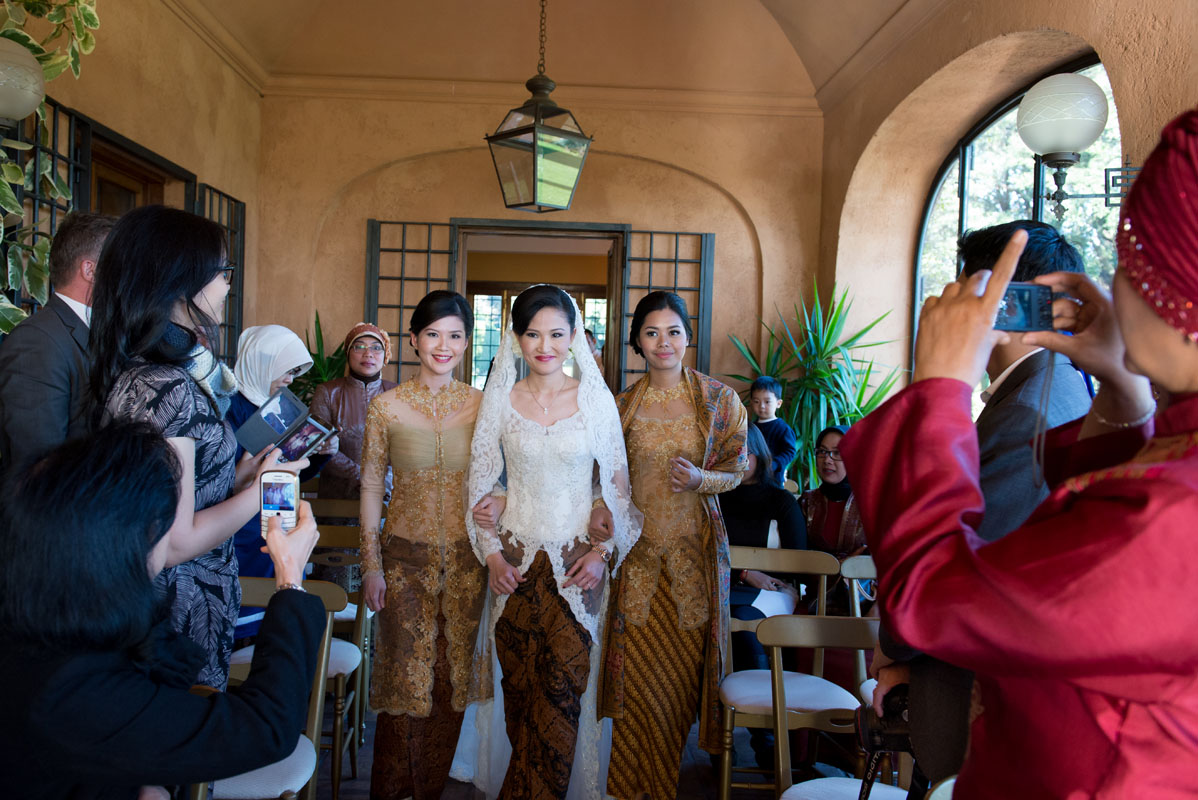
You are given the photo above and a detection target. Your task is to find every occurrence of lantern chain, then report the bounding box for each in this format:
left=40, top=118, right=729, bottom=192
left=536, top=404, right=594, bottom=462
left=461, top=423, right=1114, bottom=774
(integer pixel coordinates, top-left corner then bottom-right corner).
left=537, top=0, right=547, bottom=76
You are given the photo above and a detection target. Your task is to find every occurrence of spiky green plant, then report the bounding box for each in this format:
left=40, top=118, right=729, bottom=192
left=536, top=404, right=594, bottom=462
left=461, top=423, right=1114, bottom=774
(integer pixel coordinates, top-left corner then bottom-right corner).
left=728, top=282, right=903, bottom=490
left=291, top=311, right=347, bottom=403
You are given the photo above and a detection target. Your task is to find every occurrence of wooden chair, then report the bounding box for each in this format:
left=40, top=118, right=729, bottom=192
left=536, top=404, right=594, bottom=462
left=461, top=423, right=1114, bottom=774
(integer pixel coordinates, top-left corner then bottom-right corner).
left=783, top=478, right=800, bottom=496
left=188, top=578, right=344, bottom=800
left=718, top=547, right=841, bottom=800
left=750, top=615, right=900, bottom=800
left=840, top=555, right=877, bottom=705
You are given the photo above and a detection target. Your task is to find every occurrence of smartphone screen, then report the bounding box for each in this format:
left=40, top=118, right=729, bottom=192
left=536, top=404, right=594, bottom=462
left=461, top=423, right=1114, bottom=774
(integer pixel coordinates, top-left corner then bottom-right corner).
left=260, top=470, right=299, bottom=536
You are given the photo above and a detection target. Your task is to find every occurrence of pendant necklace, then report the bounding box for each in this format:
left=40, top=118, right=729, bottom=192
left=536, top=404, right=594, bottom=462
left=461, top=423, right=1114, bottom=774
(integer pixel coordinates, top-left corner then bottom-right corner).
left=528, top=378, right=566, bottom=415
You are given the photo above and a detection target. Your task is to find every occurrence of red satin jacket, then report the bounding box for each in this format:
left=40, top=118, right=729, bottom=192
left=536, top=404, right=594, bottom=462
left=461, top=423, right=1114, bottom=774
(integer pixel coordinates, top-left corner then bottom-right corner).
left=843, top=379, right=1198, bottom=799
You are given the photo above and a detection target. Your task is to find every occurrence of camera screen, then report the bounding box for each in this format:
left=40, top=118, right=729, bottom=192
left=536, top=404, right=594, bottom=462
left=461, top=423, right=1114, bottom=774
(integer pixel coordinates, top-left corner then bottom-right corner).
left=996, top=287, right=1034, bottom=329
left=261, top=480, right=296, bottom=512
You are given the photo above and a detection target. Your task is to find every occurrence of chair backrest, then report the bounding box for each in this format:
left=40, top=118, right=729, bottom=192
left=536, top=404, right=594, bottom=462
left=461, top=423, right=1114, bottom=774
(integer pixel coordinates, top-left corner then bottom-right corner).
left=783, top=478, right=799, bottom=496
left=308, top=497, right=360, bottom=521
left=234, top=578, right=346, bottom=745
left=728, top=546, right=841, bottom=676
left=312, top=524, right=361, bottom=550
left=840, top=554, right=877, bottom=688
left=756, top=614, right=880, bottom=793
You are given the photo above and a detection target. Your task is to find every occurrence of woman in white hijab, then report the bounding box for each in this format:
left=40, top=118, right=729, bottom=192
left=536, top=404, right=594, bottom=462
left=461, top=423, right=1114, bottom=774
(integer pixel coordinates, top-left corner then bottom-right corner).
left=228, top=324, right=314, bottom=637
left=457, top=285, right=641, bottom=800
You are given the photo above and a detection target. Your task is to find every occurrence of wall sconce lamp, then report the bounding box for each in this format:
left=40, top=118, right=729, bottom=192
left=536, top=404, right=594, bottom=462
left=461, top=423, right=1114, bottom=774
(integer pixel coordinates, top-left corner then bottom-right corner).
left=485, top=0, right=592, bottom=213
left=1016, top=72, right=1139, bottom=221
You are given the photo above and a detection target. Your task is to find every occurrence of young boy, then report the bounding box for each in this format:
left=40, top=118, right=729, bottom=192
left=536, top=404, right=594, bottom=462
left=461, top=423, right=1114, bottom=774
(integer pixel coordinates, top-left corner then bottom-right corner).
left=749, top=376, right=797, bottom=482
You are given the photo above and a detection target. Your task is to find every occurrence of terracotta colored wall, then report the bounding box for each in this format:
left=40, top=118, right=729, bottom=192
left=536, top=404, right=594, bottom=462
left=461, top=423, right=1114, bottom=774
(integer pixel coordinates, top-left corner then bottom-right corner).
left=820, top=0, right=1198, bottom=380
left=254, top=96, right=821, bottom=384
left=34, top=0, right=261, bottom=289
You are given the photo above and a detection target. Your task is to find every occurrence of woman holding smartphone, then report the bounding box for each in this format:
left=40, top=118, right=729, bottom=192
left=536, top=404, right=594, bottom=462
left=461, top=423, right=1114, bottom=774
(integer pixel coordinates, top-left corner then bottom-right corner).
left=89, top=205, right=305, bottom=690
left=358, top=290, right=488, bottom=800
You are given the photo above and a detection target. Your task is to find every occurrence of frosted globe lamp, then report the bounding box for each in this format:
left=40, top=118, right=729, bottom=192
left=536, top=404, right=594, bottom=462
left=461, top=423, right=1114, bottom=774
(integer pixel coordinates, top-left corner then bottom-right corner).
left=1016, top=73, right=1108, bottom=168
left=0, top=38, right=43, bottom=128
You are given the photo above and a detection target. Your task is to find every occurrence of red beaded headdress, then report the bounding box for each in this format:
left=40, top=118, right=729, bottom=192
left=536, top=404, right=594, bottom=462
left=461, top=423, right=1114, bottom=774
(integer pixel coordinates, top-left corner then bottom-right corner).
left=1117, top=109, right=1198, bottom=341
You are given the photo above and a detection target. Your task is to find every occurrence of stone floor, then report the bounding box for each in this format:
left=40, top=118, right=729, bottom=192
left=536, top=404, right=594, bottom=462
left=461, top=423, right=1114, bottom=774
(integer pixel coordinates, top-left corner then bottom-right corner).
left=316, top=711, right=780, bottom=800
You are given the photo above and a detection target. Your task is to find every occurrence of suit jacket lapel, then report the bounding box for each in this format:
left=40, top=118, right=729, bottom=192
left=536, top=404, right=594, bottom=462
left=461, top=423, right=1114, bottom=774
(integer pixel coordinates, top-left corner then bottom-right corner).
left=47, top=294, right=89, bottom=353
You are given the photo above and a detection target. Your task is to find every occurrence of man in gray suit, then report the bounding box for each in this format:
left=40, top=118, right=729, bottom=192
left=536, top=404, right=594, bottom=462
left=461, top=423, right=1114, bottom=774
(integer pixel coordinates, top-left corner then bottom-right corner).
left=0, top=212, right=115, bottom=471
left=873, top=221, right=1094, bottom=794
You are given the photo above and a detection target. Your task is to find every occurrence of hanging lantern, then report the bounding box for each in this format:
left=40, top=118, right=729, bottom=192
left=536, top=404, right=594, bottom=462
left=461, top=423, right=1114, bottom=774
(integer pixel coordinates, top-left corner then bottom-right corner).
left=485, top=0, right=591, bottom=212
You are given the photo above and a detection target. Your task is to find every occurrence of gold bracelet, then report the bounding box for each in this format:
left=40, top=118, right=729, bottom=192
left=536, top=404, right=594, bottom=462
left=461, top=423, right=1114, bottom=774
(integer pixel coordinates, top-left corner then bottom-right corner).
left=276, top=582, right=306, bottom=593
left=591, top=497, right=606, bottom=510
left=591, top=544, right=612, bottom=563
left=1092, top=404, right=1156, bottom=429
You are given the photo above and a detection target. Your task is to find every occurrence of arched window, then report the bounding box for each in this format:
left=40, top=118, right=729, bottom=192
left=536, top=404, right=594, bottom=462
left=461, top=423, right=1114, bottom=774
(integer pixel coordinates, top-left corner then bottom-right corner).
left=915, top=57, right=1122, bottom=315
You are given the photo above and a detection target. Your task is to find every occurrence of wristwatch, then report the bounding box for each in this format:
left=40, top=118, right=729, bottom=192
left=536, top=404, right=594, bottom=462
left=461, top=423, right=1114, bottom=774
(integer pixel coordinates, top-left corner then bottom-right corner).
left=591, top=544, right=612, bottom=563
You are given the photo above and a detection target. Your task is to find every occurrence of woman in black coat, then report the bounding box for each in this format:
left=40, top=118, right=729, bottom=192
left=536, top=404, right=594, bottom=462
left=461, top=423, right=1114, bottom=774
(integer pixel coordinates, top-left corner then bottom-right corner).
left=0, top=421, right=323, bottom=800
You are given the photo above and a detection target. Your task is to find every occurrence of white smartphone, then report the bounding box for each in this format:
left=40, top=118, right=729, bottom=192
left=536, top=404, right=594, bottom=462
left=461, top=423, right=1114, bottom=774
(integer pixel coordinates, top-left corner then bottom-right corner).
left=260, top=469, right=300, bottom=538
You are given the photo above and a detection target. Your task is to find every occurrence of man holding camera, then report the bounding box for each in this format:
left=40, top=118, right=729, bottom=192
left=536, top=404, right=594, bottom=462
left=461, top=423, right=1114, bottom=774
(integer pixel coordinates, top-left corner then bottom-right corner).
left=870, top=221, right=1093, bottom=793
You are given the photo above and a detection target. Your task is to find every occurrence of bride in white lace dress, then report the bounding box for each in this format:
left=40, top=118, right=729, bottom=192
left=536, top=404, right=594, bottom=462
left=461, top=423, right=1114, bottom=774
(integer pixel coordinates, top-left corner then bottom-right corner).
left=458, top=284, right=642, bottom=800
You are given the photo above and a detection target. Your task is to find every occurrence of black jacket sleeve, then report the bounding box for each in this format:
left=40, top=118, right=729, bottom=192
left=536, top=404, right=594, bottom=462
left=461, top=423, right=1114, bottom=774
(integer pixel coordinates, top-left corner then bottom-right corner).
left=31, top=589, right=326, bottom=787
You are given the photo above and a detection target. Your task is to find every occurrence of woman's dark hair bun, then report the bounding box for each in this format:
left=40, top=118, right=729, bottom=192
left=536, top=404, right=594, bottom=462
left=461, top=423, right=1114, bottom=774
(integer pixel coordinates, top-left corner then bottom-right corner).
left=510, top=284, right=576, bottom=335
left=409, top=290, right=474, bottom=338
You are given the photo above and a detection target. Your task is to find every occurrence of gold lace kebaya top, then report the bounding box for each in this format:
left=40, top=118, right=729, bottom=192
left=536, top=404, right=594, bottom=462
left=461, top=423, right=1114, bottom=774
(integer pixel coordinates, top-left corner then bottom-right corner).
left=619, top=381, right=740, bottom=630
left=359, top=378, right=487, bottom=717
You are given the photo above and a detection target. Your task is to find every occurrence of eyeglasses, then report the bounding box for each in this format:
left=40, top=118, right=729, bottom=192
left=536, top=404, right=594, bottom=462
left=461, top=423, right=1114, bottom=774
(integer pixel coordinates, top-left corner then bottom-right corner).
left=814, top=448, right=843, bottom=461
left=219, top=265, right=235, bottom=285
left=285, top=365, right=305, bottom=377
left=351, top=343, right=385, bottom=353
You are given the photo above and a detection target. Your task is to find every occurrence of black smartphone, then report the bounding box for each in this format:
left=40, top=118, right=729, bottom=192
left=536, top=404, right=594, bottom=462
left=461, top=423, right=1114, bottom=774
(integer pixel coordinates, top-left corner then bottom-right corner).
left=994, top=282, right=1054, bottom=332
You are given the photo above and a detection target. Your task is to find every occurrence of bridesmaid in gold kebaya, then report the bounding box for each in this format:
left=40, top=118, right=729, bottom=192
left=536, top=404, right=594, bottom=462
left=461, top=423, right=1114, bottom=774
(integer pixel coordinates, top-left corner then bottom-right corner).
left=359, top=291, right=487, bottom=800
left=602, top=291, right=749, bottom=800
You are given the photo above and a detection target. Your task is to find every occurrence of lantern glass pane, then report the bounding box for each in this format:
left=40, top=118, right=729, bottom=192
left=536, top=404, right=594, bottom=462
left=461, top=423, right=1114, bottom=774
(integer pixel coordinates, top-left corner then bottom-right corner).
left=497, top=108, right=534, bottom=134
left=489, top=133, right=536, bottom=206
left=535, top=130, right=589, bottom=208
left=541, top=107, right=582, bottom=133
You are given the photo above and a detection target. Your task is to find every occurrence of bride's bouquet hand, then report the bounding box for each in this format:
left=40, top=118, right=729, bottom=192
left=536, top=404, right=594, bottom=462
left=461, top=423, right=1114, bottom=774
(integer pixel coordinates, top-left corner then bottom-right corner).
left=486, top=552, right=525, bottom=595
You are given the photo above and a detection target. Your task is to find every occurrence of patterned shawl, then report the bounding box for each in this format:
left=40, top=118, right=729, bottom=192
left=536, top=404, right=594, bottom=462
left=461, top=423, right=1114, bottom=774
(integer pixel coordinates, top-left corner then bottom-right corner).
left=600, top=366, right=748, bottom=753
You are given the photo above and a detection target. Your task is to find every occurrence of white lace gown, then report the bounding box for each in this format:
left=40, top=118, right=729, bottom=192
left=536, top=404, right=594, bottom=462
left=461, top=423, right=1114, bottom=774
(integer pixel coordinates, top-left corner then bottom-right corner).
left=452, top=396, right=614, bottom=800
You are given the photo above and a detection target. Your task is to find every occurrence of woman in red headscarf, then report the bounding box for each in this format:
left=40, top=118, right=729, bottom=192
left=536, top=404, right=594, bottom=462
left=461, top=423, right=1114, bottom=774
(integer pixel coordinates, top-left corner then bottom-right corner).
left=844, top=108, right=1198, bottom=799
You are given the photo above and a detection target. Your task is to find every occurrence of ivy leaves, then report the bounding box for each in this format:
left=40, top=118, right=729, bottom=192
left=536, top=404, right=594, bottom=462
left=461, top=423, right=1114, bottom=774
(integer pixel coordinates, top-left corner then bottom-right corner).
left=0, top=1, right=96, bottom=333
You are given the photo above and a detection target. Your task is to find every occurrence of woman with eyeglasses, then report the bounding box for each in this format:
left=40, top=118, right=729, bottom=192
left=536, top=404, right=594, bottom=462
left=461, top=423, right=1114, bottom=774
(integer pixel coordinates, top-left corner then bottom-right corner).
left=226, top=325, right=332, bottom=638
left=801, top=424, right=867, bottom=561
left=89, top=205, right=306, bottom=690
left=308, top=322, right=398, bottom=503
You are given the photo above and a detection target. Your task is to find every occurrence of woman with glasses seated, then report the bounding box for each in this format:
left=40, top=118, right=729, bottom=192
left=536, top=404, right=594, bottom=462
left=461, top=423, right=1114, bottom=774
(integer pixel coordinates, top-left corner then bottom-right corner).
left=801, top=425, right=867, bottom=561
left=227, top=325, right=332, bottom=638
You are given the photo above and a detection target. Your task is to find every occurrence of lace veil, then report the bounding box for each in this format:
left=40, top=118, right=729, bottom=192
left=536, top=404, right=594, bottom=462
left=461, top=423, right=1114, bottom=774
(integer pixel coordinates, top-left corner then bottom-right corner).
left=465, top=287, right=642, bottom=572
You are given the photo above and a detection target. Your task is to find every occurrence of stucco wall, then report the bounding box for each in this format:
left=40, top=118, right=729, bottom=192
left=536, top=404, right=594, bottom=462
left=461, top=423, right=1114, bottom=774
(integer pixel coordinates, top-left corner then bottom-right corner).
left=821, top=0, right=1198, bottom=379
left=254, top=94, right=822, bottom=383
left=43, top=0, right=262, bottom=274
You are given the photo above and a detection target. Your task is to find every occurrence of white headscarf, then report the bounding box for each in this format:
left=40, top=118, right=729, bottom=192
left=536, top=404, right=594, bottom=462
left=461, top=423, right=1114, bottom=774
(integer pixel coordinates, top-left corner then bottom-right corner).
left=466, top=286, right=642, bottom=573
left=233, top=325, right=313, bottom=406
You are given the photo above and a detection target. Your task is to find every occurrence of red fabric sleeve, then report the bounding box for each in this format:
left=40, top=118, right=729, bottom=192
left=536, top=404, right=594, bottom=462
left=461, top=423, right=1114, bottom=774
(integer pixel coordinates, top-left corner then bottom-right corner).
left=841, top=379, right=1198, bottom=702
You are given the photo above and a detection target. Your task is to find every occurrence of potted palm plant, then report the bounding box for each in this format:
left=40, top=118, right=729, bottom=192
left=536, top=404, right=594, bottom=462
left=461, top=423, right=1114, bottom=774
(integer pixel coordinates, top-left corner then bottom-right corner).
left=728, top=283, right=903, bottom=490
left=291, top=311, right=347, bottom=404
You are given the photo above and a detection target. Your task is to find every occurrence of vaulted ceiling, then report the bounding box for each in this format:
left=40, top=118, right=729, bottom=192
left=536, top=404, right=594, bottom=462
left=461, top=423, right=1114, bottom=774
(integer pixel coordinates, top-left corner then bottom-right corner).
left=185, top=0, right=943, bottom=109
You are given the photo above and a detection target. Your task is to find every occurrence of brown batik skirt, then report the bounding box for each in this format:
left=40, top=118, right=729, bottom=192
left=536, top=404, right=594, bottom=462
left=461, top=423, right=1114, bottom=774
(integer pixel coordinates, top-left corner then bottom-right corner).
left=607, top=570, right=706, bottom=800
left=494, top=549, right=593, bottom=800
left=369, top=611, right=463, bottom=800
